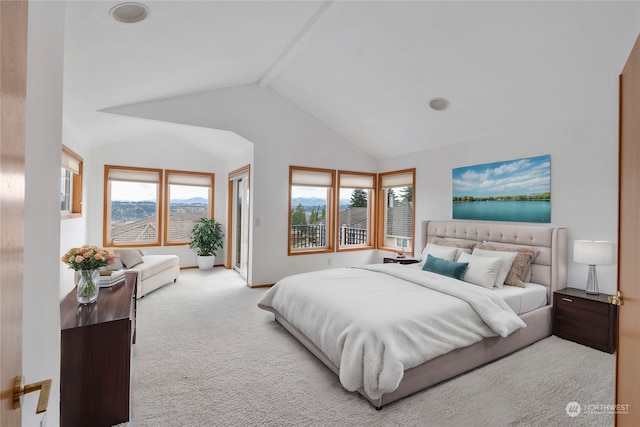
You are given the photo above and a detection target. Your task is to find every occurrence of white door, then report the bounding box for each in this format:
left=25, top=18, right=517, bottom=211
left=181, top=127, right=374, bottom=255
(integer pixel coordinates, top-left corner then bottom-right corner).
left=1, top=1, right=28, bottom=424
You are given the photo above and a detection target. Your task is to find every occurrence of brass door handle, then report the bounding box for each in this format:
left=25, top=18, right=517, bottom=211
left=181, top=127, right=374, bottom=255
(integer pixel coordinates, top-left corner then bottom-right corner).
left=608, top=291, right=624, bottom=306
left=13, top=376, right=52, bottom=414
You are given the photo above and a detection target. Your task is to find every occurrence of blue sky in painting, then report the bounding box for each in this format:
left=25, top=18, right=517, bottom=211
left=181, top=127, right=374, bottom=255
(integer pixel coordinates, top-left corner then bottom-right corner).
left=452, top=155, right=550, bottom=198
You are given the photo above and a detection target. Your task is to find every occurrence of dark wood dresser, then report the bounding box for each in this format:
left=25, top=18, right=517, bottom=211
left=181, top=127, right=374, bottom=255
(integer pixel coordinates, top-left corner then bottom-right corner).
left=60, top=271, right=137, bottom=427
left=553, top=287, right=618, bottom=353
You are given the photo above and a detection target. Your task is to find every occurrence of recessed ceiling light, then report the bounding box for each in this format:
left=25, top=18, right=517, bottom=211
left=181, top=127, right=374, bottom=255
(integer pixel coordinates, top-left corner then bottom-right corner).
left=429, top=98, right=450, bottom=111
left=110, top=2, right=149, bottom=24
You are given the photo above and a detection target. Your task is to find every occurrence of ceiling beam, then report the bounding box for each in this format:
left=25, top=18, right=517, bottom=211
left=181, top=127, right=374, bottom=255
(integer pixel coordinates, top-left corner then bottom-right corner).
left=258, top=1, right=342, bottom=88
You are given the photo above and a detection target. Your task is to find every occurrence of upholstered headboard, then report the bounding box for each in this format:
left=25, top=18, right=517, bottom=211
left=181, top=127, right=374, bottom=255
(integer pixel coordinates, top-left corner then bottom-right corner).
left=422, top=220, right=567, bottom=302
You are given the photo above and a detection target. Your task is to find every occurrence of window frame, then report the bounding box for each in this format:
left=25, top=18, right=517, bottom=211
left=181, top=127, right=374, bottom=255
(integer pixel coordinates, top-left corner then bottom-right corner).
left=103, top=165, right=163, bottom=248
left=288, top=166, right=336, bottom=256
left=376, top=168, right=416, bottom=255
left=163, top=169, right=215, bottom=246
left=336, top=170, right=376, bottom=252
left=61, top=145, right=83, bottom=219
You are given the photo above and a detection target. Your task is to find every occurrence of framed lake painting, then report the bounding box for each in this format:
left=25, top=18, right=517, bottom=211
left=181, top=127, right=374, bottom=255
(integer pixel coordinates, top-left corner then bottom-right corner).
left=452, top=154, right=551, bottom=223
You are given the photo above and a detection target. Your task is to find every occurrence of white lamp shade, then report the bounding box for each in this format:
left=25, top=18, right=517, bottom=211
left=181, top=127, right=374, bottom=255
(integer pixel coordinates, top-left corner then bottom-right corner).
left=574, top=240, right=613, bottom=265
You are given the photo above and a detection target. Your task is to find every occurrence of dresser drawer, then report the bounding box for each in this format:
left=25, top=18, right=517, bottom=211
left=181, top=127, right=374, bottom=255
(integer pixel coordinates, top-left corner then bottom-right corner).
left=554, top=316, right=609, bottom=344
left=555, top=294, right=609, bottom=316
left=555, top=303, right=609, bottom=329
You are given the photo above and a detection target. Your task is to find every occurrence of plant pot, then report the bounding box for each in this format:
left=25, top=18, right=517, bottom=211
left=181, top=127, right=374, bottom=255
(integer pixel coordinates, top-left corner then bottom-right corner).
left=196, top=255, right=215, bottom=270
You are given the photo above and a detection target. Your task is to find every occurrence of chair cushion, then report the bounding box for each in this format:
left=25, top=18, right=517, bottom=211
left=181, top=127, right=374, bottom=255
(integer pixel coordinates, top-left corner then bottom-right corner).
left=130, top=255, right=179, bottom=281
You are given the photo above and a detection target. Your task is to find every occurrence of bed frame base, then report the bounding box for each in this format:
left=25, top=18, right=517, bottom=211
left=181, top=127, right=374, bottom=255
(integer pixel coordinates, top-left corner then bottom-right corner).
left=267, top=305, right=552, bottom=409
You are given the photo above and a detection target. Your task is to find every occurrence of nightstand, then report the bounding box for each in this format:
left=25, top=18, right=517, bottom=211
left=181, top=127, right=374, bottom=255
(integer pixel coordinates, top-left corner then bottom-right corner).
left=383, top=257, right=419, bottom=265
left=553, top=287, right=618, bottom=353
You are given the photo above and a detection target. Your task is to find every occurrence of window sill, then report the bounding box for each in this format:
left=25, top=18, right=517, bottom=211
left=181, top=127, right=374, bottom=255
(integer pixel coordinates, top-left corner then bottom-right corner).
left=61, top=213, right=82, bottom=220
left=288, top=247, right=334, bottom=256
left=337, top=245, right=375, bottom=252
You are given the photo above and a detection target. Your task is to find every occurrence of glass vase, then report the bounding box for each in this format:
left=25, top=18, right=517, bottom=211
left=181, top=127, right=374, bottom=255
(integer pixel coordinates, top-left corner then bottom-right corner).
left=75, top=269, right=100, bottom=304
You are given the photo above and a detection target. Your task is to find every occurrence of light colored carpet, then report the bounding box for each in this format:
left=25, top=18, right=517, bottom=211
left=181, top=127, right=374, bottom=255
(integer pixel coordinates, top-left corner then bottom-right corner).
left=125, top=268, right=615, bottom=426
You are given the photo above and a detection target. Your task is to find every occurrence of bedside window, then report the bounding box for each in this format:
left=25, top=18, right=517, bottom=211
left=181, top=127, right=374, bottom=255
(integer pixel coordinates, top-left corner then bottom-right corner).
left=337, top=171, right=376, bottom=251
left=377, top=169, right=415, bottom=255
left=289, top=166, right=335, bottom=255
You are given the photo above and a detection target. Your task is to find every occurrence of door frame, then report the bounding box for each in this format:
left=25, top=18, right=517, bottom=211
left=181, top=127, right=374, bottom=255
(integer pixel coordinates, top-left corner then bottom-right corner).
left=227, top=165, right=251, bottom=282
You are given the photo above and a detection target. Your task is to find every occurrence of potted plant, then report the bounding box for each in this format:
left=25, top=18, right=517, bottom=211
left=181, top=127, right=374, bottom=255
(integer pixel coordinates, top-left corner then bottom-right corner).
left=189, top=218, right=224, bottom=270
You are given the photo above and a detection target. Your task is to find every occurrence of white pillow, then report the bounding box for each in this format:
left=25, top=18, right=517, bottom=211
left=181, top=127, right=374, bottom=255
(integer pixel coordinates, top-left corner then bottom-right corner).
left=453, top=247, right=473, bottom=261
left=418, top=244, right=458, bottom=266
left=457, top=252, right=502, bottom=289
left=471, top=248, right=517, bottom=288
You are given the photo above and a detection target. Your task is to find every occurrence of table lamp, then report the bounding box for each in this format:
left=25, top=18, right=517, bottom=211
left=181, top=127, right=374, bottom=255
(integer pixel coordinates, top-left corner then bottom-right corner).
left=573, top=240, right=613, bottom=296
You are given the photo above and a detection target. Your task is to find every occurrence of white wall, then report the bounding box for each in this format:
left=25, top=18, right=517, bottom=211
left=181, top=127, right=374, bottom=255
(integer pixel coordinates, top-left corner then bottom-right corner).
left=379, top=107, right=621, bottom=296
left=59, top=128, right=90, bottom=297
left=24, top=1, right=65, bottom=425
left=85, top=132, right=228, bottom=267
left=105, top=85, right=381, bottom=286
left=70, top=9, right=638, bottom=293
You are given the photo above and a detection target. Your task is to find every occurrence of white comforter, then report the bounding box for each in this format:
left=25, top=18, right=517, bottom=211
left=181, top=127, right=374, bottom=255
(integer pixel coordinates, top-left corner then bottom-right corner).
left=258, top=263, right=526, bottom=399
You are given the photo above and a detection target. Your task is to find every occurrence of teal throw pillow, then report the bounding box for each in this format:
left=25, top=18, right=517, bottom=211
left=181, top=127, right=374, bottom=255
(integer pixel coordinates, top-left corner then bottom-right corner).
left=422, top=254, right=469, bottom=280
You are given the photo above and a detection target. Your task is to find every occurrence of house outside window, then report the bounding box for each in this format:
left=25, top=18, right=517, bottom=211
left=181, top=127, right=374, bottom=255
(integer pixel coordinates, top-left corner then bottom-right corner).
left=289, top=166, right=335, bottom=255
left=337, top=171, right=375, bottom=251
left=164, top=170, right=214, bottom=245
left=378, top=169, right=415, bottom=255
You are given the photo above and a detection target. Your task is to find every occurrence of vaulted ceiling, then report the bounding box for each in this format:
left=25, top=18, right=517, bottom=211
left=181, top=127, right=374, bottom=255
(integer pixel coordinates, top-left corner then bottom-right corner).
left=63, top=1, right=639, bottom=160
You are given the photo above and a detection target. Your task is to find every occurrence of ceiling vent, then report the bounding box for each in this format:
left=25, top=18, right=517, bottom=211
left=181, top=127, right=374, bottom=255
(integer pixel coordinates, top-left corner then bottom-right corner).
left=110, top=2, right=149, bottom=24
left=429, top=98, right=450, bottom=111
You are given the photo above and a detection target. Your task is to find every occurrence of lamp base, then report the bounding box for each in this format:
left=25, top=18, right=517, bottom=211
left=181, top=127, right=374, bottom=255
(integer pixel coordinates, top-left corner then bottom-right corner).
left=585, top=264, right=600, bottom=296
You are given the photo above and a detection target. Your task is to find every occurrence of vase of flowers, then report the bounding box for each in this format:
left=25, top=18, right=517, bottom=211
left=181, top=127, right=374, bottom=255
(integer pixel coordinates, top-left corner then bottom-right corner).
left=62, top=245, right=115, bottom=304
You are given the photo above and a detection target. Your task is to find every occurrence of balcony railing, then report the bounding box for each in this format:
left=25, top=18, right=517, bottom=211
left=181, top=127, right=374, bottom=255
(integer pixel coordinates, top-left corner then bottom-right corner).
left=290, top=224, right=369, bottom=249
left=339, top=225, right=367, bottom=246
left=290, top=224, right=326, bottom=248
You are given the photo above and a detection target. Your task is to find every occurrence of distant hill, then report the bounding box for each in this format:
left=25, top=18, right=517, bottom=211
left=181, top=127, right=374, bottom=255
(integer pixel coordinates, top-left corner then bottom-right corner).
left=113, top=197, right=208, bottom=204
left=170, top=197, right=208, bottom=205
left=293, top=197, right=350, bottom=209
left=111, top=198, right=208, bottom=223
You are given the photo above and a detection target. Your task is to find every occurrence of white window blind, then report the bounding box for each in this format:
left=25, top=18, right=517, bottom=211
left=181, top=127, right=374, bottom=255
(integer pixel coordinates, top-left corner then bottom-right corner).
left=381, top=172, right=413, bottom=188
left=61, top=152, right=80, bottom=175
left=108, top=168, right=160, bottom=183
left=291, top=169, right=333, bottom=186
left=339, top=173, right=375, bottom=189
left=167, top=173, right=212, bottom=187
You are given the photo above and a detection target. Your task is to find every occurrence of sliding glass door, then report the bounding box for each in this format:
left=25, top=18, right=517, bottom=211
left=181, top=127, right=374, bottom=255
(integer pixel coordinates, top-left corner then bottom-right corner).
left=229, top=166, right=250, bottom=279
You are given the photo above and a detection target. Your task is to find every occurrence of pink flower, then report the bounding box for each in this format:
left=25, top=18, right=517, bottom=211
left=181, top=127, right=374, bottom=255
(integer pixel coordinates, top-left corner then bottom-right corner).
left=62, top=245, right=117, bottom=271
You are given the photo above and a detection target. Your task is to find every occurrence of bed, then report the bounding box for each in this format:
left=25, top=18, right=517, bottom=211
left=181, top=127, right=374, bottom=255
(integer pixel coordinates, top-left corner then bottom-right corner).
left=258, top=220, right=567, bottom=408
